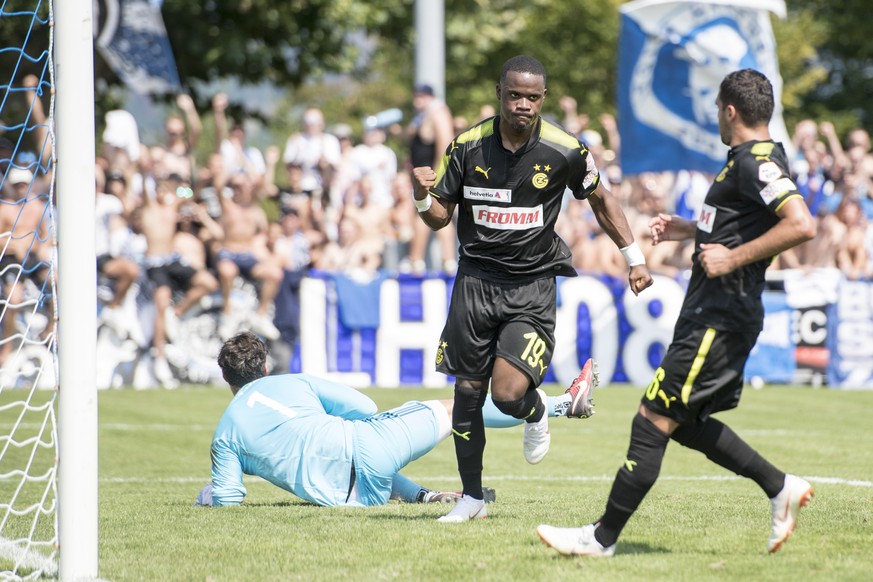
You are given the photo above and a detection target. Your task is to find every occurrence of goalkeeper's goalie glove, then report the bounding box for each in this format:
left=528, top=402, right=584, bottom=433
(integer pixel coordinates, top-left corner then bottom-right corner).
left=194, top=482, right=213, bottom=507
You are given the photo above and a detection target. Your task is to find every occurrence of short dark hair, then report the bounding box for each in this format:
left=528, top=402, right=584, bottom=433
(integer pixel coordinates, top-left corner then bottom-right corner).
left=719, top=69, right=774, bottom=127
left=413, top=83, right=435, bottom=96
left=500, top=55, right=547, bottom=85
left=106, top=171, right=126, bottom=185
left=217, top=331, right=268, bottom=388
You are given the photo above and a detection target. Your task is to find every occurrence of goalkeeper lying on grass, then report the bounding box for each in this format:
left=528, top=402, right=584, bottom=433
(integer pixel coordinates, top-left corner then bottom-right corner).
left=195, top=331, right=596, bottom=509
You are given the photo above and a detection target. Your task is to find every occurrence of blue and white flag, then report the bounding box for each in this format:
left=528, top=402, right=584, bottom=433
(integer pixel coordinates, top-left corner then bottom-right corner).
left=618, top=0, right=789, bottom=175
left=93, top=0, right=181, bottom=94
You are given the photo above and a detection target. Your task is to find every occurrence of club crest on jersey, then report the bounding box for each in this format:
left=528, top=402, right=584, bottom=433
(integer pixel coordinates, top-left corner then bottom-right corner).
left=697, top=203, right=716, bottom=233
left=472, top=204, right=543, bottom=230
left=531, top=163, right=551, bottom=189
left=464, top=186, right=511, bottom=203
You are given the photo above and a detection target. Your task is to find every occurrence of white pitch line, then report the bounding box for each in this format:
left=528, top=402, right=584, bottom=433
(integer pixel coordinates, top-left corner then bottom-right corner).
left=0, top=537, right=57, bottom=578
left=102, top=474, right=873, bottom=487
left=101, top=423, right=215, bottom=431
left=0, top=422, right=216, bottom=431
left=0, top=423, right=816, bottom=435
left=410, top=474, right=873, bottom=487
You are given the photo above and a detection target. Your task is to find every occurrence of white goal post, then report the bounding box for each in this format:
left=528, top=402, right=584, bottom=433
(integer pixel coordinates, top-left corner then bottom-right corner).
left=54, top=0, right=98, bottom=580
left=0, top=1, right=97, bottom=578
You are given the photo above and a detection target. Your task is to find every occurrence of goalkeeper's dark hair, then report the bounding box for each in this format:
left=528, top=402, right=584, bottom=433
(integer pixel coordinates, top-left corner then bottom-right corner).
left=217, top=331, right=268, bottom=388
left=719, top=69, right=774, bottom=128
left=500, top=55, right=547, bottom=86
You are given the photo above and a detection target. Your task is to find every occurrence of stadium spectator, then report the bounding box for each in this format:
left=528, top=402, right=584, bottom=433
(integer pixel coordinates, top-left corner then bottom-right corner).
left=412, top=55, right=652, bottom=523
left=214, top=172, right=282, bottom=341
left=264, top=207, right=310, bottom=373
left=96, top=166, right=141, bottom=336
left=273, top=159, right=328, bottom=248
left=326, top=123, right=357, bottom=215
left=791, top=118, right=819, bottom=162
left=316, top=216, right=384, bottom=277
left=349, top=126, right=397, bottom=208
left=0, top=138, right=14, bottom=205
left=833, top=196, right=869, bottom=279
left=213, top=93, right=266, bottom=185
left=158, top=94, right=202, bottom=183
left=174, top=198, right=224, bottom=273
left=22, top=74, right=51, bottom=171
left=195, top=151, right=231, bottom=220
left=341, top=174, right=392, bottom=247
left=406, top=83, right=458, bottom=274
left=558, top=95, right=588, bottom=137
left=282, top=107, right=341, bottom=196
left=195, top=331, right=585, bottom=508
left=598, top=113, right=620, bottom=159
left=0, top=166, right=52, bottom=364
left=792, top=139, right=836, bottom=217
left=140, top=178, right=219, bottom=387
left=384, top=171, right=417, bottom=273
left=566, top=205, right=626, bottom=279
left=272, top=206, right=311, bottom=280
left=538, top=69, right=816, bottom=558
left=626, top=173, right=692, bottom=278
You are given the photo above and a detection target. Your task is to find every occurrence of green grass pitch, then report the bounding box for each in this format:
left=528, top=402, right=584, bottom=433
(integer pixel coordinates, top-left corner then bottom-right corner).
left=92, top=383, right=872, bottom=581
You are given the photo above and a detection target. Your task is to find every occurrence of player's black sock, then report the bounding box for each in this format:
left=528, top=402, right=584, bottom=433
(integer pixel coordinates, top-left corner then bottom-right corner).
left=452, top=385, right=488, bottom=499
left=596, top=413, right=669, bottom=548
left=671, top=417, right=785, bottom=498
left=492, top=388, right=545, bottom=422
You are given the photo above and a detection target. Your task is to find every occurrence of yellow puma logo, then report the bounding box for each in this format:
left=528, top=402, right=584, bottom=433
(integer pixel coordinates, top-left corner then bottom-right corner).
left=657, top=389, right=676, bottom=408
left=624, top=459, right=637, bottom=472
left=475, top=165, right=491, bottom=180
left=452, top=429, right=471, bottom=441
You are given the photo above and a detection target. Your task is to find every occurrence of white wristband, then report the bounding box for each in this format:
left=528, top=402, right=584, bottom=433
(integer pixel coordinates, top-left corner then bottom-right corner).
left=620, top=242, right=646, bottom=267
left=413, top=195, right=432, bottom=213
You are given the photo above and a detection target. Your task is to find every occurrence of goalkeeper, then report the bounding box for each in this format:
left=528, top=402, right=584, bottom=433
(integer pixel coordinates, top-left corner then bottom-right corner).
left=196, top=331, right=590, bottom=508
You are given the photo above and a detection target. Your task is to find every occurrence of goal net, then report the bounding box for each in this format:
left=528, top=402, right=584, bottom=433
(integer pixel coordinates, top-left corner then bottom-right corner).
left=0, top=1, right=59, bottom=579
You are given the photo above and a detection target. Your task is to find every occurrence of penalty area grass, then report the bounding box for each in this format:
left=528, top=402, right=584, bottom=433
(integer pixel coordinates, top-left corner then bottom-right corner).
left=95, top=384, right=873, bottom=581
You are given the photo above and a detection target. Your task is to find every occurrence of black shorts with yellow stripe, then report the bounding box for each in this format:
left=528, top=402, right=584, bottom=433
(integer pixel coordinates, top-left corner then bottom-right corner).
left=640, top=317, right=759, bottom=425
left=435, top=271, right=556, bottom=388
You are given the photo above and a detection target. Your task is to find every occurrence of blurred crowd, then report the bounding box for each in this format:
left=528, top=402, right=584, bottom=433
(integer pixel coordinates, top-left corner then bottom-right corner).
left=3, top=80, right=873, bottom=385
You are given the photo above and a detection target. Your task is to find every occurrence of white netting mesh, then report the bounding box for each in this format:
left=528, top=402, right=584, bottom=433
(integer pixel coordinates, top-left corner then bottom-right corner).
left=0, top=0, right=59, bottom=579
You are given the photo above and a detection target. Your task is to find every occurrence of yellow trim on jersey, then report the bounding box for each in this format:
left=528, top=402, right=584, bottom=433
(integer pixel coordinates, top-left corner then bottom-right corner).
left=540, top=120, right=583, bottom=151
left=434, top=151, right=451, bottom=186
left=774, top=193, right=802, bottom=213
left=750, top=142, right=775, bottom=157
left=455, top=119, right=496, bottom=144
left=433, top=119, right=496, bottom=190
left=680, top=328, right=716, bottom=404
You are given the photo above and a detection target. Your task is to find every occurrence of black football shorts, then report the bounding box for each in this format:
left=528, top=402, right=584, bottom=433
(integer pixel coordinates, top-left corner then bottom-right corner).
left=640, top=317, right=760, bottom=424
left=435, top=272, right=556, bottom=387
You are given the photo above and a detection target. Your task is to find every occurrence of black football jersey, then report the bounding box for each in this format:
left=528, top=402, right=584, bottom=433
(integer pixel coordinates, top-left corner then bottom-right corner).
left=681, top=140, right=801, bottom=331
left=430, top=116, right=600, bottom=283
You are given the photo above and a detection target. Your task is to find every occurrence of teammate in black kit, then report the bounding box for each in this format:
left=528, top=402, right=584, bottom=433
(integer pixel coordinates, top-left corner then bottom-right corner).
left=538, top=69, right=818, bottom=556
left=411, top=55, right=653, bottom=523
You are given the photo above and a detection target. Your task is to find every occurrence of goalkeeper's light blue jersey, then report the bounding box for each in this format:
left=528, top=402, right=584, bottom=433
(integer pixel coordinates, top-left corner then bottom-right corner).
left=210, top=373, right=378, bottom=507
